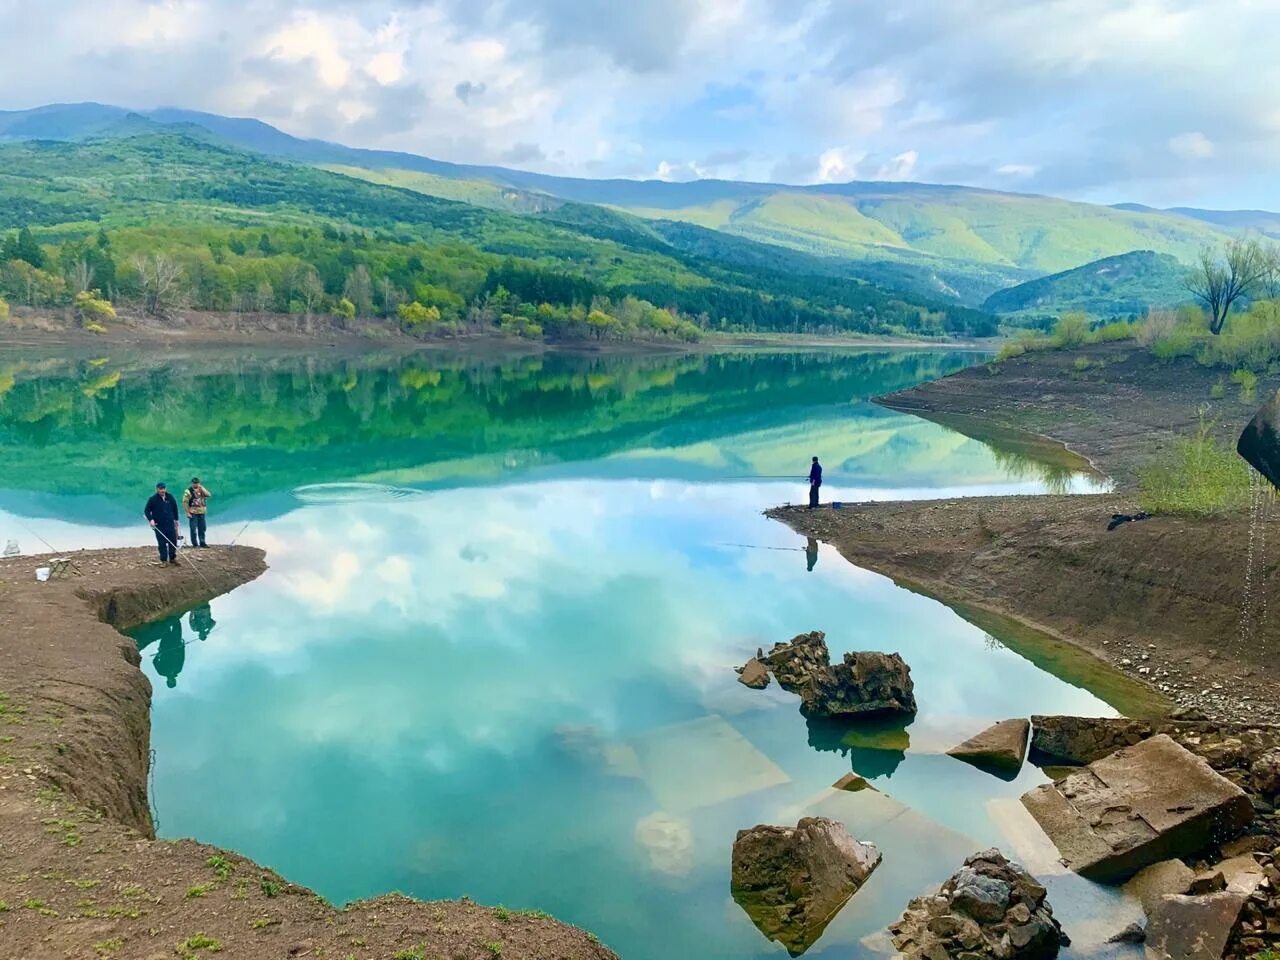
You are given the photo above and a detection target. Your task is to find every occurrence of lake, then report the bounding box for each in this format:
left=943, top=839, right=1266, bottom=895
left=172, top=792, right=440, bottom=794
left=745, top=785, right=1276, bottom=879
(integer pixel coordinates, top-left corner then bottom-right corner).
left=0, top=346, right=1141, bottom=959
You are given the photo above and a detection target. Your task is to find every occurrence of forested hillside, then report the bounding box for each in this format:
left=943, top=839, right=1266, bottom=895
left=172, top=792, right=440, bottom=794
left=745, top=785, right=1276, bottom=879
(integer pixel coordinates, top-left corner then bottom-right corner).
left=983, top=251, right=1191, bottom=318
left=0, top=132, right=997, bottom=340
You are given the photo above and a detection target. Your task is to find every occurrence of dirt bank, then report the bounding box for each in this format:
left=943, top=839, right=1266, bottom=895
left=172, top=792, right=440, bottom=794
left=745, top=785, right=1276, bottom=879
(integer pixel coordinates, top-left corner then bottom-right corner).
left=0, top=547, right=616, bottom=960
left=877, top=339, right=1262, bottom=489
left=768, top=341, right=1280, bottom=724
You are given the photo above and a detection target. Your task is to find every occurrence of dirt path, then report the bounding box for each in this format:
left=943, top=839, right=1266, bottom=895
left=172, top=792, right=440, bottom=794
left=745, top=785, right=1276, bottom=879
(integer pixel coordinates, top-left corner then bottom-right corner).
left=769, top=342, right=1280, bottom=724
left=0, top=547, right=616, bottom=960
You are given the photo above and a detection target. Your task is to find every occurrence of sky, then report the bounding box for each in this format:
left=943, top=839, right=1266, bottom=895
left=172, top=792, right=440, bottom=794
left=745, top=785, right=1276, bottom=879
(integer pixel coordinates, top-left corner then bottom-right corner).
left=0, top=0, right=1276, bottom=208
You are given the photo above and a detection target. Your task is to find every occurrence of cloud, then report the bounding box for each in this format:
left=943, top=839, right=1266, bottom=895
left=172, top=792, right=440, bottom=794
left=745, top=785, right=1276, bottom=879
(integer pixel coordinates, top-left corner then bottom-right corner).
left=0, top=0, right=1275, bottom=205
left=1168, top=131, right=1215, bottom=160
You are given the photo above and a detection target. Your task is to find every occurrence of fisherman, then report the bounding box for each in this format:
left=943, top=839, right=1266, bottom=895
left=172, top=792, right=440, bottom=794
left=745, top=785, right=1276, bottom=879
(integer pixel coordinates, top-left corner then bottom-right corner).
left=183, top=476, right=212, bottom=548
left=806, top=537, right=819, bottom=572
left=144, top=481, right=182, bottom=566
left=808, top=456, right=822, bottom=509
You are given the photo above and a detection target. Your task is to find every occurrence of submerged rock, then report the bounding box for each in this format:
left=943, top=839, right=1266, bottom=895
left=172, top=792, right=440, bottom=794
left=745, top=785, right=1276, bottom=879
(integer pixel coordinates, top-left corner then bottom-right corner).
left=888, top=848, right=1065, bottom=960
left=948, top=719, right=1031, bottom=775
left=1029, top=715, right=1152, bottom=766
left=731, top=816, right=881, bottom=956
left=761, top=632, right=917, bottom=719
left=1021, top=734, right=1254, bottom=882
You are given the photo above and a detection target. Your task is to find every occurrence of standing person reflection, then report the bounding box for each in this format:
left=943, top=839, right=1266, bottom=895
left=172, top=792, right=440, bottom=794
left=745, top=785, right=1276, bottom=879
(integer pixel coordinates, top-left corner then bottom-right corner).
left=806, top=537, right=819, bottom=572
left=188, top=603, right=216, bottom=642
left=152, top=619, right=185, bottom=689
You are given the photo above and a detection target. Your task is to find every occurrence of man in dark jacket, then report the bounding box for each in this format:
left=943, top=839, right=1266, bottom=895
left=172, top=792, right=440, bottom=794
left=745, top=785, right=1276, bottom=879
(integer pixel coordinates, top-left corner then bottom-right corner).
left=145, top=482, right=181, bottom=565
left=808, top=457, right=822, bottom=509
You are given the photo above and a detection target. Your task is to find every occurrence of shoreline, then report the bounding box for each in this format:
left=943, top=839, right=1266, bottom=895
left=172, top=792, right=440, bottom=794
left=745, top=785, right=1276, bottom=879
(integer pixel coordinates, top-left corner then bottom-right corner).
left=0, top=308, right=991, bottom=354
left=769, top=341, right=1280, bottom=724
left=0, top=546, right=615, bottom=960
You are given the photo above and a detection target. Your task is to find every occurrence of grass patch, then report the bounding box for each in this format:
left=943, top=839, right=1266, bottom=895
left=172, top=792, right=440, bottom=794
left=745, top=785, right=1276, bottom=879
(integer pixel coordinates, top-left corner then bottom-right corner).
left=260, top=877, right=281, bottom=898
left=94, top=937, right=125, bottom=956
left=392, top=948, right=425, bottom=960
left=175, top=933, right=222, bottom=957
left=1138, top=419, right=1253, bottom=516
left=185, top=883, right=214, bottom=899
left=1232, top=368, right=1259, bottom=402
left=206, top=855, right=233, bottom=880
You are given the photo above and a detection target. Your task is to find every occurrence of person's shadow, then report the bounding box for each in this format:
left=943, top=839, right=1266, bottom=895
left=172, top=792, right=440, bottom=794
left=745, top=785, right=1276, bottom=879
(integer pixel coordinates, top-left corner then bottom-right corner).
left=151, top=619, right=186, bottom=689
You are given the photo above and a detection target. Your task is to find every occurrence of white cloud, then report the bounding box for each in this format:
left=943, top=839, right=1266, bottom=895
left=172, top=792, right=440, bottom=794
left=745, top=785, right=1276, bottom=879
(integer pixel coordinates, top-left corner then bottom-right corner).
left=815, top=146, right=864, bottom=183
left=1168, top=131, right=1215, bottom=160
left=996, top=163, right=1038, bottom=178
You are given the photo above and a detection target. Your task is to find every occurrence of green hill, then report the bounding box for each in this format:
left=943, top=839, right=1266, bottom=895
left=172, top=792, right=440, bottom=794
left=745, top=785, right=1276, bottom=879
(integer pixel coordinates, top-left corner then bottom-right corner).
left=0, top=132, right=997, bottom=337
left=0, top=103, right=1249, bottom=308
left=982, top=250, right=1191, bottom=317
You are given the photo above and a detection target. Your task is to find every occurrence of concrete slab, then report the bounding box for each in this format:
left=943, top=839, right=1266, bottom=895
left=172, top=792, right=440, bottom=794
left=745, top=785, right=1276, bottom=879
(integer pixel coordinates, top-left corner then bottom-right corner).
left=948, top=718, right=1030, bottom=776
left=1021, top=734, right=1254, bottom=882
left=629, top=714, right=790, bottom=812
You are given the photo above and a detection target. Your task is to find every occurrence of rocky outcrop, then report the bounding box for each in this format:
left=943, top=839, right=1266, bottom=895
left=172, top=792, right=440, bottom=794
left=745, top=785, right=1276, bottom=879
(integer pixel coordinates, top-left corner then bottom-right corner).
left=759, top=632, right=916, bottom=719
left=888, top=849, right=1065, bottom=960
left=731, top=816, right=881, bottom=956
left=1022, top=735, right=1255, bottom=882
left=948, top=719, right=1030, bottom=775
left=1146, top=856, right=1266, bottom=960
left=736, top=657, right=771, bottom=689
left=1029, top=715, right=1153, bottom=766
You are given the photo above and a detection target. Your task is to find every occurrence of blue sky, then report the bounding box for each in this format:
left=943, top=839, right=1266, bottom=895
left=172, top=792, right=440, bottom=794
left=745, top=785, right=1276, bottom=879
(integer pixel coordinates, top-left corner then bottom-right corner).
left=0, top=0, right=1275, bottom=208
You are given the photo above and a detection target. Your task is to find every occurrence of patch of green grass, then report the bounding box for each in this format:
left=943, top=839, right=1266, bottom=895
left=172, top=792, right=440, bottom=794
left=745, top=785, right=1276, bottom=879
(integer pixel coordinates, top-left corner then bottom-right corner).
left=486, top=944, right=503, bottom=957
left=516, top=908, right=554, bottom=921
left=0, top=899, right=8, bottom=911
left=104, top=904, right=142, bottom=918
left=184, top=883, right=214, bottom=899
left=1139, top=419, right=1253, bottom=516
left=392, top=948, right=425, bottom=960
left=206, top=855, right=233, bottom=880
left=1211, top=380, right=1227, bottom=399
left=494, top=905, right=511, bottom=922
left=1090, top=320, right=1138, bottom=343
left=249, top=916, right=274, bottom=929
left=1052, top=312, right=1090, bottom=348
left=175, top=933, right=223, bottom=957
left=260, top=878, right=281, bottom=898
left=94, top=937, right=125, bottom=956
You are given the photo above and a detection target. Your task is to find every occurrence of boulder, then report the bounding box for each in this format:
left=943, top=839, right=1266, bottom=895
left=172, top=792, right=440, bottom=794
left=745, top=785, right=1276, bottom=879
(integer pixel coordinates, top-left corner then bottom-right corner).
left=762, top=632, right=831, bottom=691
left=1238, top=390, right=1280, bottom=492
left=832, top=772, right=875, bottom=792
left=888, top=849, right=1065, bottom=960
left=737, top=657, right=770, bottom=689
left=1123, top=859, right=1195, bottom=914
left=1145, top=879, right=1261, bottom=960
left=1251, top=747, right=1280, bottom=798
left=731, top=816, right=881, bottom=956
left=1029, top=715, right=1153, bottom=766
left=801, top=651, right=917, bottom=719
left=948, top=719, right=1031, bottom=775
left=1021, top=735, right=1254, bottom=882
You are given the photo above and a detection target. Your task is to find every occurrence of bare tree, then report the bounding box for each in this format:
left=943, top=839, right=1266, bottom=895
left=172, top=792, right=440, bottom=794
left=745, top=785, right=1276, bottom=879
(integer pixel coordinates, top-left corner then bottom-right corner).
left=1185, top=239, right=1269, bottom=334
left=378, top=276, right=404, bottom=317
left=131, top=253, right=186, bottom=316
left=343, top=264, right=374, bottom=316
left=1259, top=242, right=1280, bottom=300
left=67, top=259, right=95, bottom=296
left=297, top=267, right=324, bottom=316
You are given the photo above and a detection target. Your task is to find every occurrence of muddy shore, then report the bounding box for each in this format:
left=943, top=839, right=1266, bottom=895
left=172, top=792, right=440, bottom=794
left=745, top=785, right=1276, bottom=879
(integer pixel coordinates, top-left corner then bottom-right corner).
left=770, top=341, right=1280, bottom=723
left=0, top=547, right=615, bottom=960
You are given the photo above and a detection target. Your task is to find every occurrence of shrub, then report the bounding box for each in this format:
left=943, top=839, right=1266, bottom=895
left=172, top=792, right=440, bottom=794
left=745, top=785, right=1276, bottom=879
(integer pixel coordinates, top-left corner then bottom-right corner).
left=1137, top=309, right=1179, bottom=346
left=1052, top=312, right=1090, bottom=348
left=0, top=297, right=8, bottom=320
left=1091, top=320, right=1137, bottom=343
left=397, top=301, right=441, bottom=327
left=1138, top=419, right=1252, bottom=516
left=74, top=290, right=115, bottom=325
left=1196, top=300, right=1280, bottom=371
left=1150, top=327, right=1200, bottom=361
left=995, top=341, right=1026, bottom=362
left=1232, top=368, right=1259, bottom=402
left=334, top=297, right=356, bottom=321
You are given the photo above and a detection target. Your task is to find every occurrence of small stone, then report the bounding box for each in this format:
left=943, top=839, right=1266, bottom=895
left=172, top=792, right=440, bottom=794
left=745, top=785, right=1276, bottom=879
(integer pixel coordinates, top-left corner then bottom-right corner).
left=1106, top=922, right=1145, bottom=944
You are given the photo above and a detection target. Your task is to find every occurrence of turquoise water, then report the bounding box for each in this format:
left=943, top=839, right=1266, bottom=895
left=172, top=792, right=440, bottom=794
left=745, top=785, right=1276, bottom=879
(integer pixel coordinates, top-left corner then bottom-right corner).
left=0, top=348, right=1136, bottom=958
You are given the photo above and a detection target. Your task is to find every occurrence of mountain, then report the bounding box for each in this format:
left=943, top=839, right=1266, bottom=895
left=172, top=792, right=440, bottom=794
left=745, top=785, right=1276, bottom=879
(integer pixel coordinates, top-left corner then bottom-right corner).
left=0, top=131, right=998, bottom=337
left=982, top=250, right=1190, bottom=317
left=0, top=103, right=1248, bottom=307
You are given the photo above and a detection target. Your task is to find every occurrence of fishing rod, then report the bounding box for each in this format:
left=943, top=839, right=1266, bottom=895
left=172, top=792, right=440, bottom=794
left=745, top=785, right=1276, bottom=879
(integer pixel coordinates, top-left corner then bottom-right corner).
left=152, top=525, right=217, bottom=593
left=715, top=542, right=808, bottom=553
left=228, top=520, right=252, bottom=546
left=13, top=520, right=62, bottom=556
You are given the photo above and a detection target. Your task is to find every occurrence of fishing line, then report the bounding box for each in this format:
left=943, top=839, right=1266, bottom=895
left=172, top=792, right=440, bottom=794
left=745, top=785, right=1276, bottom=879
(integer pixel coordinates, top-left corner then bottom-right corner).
left=715, top=542, right=807, bottom=553
left=229, top=520, right=252, bottom=546
left=13, top=519, right=62, bottom=556
left=152, top=525, right=217, bottom=594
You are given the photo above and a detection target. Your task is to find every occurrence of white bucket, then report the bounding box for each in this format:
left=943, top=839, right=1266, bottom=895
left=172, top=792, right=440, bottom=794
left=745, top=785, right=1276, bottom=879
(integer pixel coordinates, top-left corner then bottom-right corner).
left=35, top=567, right=50, bottom=582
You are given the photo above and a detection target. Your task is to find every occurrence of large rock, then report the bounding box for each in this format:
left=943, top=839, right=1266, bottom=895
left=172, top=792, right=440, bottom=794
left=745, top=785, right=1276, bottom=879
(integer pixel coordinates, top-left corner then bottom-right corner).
left=949, top=719, right=1031, bottom=775
left=1123, top=859, right=1195, bottom=914
left=1021, top=735, right=1254, bottom=882
left=761, top=632, right=916, bottom=719
left=1144, top=860, right=1264, bottom=960
left=1251, top=747, right=1280, bottom=799
left=888, top=848, right=1065, bottom=960
left=1238, top=390, right=1280, bottom=491
left=731, top=816, right=881, bottom=956
left=1029, top=715, right=1153, bottom=766
left=737, top=657, right=770, bottom=689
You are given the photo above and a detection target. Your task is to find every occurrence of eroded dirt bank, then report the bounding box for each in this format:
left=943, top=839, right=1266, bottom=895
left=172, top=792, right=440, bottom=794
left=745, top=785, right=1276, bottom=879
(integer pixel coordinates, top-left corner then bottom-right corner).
left=768, top=342, right=1280, bottom=724
left=0, top=547, right=616, bottom=960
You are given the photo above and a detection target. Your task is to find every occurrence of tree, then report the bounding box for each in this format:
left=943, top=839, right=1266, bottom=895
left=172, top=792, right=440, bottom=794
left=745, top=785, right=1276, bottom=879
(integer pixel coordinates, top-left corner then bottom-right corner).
left=67, top=259, right=95, bottom=296
left=1259, top=243, right=1280, bottom=300
left=131, top=253, right=186, bottom=316
left=1185, top=239, right=1269, bottom=334
left=4, top=226, right=46, bottom=269
left=335, top=297, right=356, bottom=322
left=398, top=301, right=441, bottom=327
left=343, top=265, right=374, bottom=316
left=297, top=267, right=324, bottom=315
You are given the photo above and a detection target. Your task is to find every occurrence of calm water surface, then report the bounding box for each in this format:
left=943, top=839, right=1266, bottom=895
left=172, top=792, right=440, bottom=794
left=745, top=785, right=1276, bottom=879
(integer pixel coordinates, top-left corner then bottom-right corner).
left=0, top=348, right=1140, bottom=959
